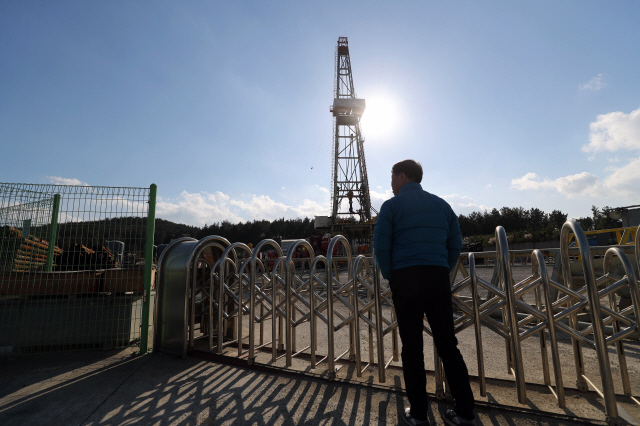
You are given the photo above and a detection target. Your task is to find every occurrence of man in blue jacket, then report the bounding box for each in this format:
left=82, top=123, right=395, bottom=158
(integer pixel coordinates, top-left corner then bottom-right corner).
left=373, top=160, right=475, bottom=426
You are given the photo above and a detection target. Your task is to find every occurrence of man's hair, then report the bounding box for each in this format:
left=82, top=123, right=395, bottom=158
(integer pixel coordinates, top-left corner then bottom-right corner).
left=392, top=159, right=423, bottom=183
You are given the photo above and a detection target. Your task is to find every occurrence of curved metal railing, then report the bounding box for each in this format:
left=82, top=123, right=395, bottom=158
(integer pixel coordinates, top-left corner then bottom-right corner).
left=156, top=221, right=639, bottom=425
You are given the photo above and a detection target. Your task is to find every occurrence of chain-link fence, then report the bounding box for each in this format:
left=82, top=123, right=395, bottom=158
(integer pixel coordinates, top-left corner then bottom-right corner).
left=0, top=183, right=156, bottom=356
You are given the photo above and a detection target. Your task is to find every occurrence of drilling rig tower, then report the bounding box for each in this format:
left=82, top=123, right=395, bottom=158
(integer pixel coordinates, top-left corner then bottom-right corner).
left=315, top=37, right=376, bottom=254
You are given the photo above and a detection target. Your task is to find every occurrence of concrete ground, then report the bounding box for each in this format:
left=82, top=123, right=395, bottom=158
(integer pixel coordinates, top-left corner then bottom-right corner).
left=0, top=348, right=621, bottom=426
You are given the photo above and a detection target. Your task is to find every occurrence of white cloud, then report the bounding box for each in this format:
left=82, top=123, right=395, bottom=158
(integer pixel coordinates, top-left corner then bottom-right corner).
left=207, top=191, right=229, bottom=203
left=231, top=195, right=294, bottom=220
left=156, top=190, right=331, bottom=226
left=552, top=173, right=600, bottom=196
left=369, top=189, right=492, bottom=216
left=511, top=172, right=600, bottom=197
left=602, top=156, right=640, bottom=198
left=511, top=107, right=640, bottom=205
left=315, top=185, right=330, bottom=196
left=370, top=189, right=393, bottom=202
left=511, top=173, right=543, bottom=191
left=296, top=198, right=330, bottom=218
left=579, top=73, right=605, bottom=91
left=232, top=194, right=331, bottom=220
left=443, top=194, right=491, bottom=215
left=156, top=191, right=243, bottom=226
left=369, top=188, right=393, bottom=212
left=583, top=107, right=640, bottom=153
left=46, top=176, right=89, bottom=186
left=512, top=154, right=640, bottom=201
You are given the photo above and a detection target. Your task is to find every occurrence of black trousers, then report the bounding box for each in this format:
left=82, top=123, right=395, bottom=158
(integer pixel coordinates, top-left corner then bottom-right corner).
left=390, top=265, right=475, bottom=420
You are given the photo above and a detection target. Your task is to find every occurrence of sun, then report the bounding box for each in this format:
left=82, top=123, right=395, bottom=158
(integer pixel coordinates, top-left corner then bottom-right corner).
left=359, top=94, right=400, bottom=139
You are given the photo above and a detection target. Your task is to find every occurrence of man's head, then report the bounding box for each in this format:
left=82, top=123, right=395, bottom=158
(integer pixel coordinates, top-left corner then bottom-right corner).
left=391, top=159, right=423, bottom=195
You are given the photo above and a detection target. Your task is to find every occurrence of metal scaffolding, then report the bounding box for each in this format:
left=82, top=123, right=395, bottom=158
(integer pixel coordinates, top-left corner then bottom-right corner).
left=330, top=37, right=373, bottom=222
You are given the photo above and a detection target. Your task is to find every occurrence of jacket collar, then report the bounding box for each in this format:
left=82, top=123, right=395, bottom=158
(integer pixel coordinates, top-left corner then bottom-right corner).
left=398, top=181, right=422, bottom=194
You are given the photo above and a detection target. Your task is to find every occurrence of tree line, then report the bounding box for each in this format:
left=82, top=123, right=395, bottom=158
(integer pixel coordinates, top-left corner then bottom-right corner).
left=27, top=205, right=622, bottom=254
left=154, top=217, right=316, bottom=247
left=458, top=205, right=623, bottom=244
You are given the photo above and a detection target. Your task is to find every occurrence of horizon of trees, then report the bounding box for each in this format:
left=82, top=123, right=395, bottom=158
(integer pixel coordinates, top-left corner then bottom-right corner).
left=154, top=217, right=316, bottom=247
left=457, top=205, right=623, bottom=243
left=154, top=204, right=623, bottom=247
left=33, top=205, right=622, bottom=253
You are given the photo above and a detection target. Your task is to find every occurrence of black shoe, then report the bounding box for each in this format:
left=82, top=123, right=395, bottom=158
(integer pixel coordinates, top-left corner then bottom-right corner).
left=443, top=409, right=475, bottom=426
left=403, top=407, right=430, bottom=425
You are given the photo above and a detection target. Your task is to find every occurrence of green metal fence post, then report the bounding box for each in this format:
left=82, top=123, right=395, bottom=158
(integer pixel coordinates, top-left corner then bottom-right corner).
left=140, top=184, right=157, bottom=354
left=45, top=194, right=61, bottom=272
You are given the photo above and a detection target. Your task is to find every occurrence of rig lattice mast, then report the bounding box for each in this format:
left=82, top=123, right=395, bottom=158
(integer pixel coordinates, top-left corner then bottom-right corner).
left=330, top=37, right=373, bottom=223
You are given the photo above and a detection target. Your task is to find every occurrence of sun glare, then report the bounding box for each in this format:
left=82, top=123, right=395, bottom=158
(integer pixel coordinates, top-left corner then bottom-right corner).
left=360, top=94, right=400, bottom=139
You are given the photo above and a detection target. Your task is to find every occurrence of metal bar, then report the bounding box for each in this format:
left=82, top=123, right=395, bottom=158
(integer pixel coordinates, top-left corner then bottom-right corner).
left=45, top=193, right=60, bottom=271
left=470, top=253, right=486, bottom=397
left=140, top=184, right=156, bottom=354
left=353, top=256, right=364, bottom=376
left=536, top=252, right=565, bottom=402
left=372, top=248, right=386, bottom=383
left=496, top=226, right=527, bottom=404
left=285, top=258, right=293, bottom=366
left=561, top=220, right=618, bottom=422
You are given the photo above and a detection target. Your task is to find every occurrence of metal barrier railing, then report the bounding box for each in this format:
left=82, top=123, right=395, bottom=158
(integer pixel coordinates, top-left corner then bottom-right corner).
left=156, top=220, right=639, bottom=425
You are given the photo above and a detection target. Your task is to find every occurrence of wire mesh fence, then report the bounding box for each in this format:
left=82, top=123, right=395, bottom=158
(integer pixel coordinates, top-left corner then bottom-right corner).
left=0, top=183, right=156, bottom=356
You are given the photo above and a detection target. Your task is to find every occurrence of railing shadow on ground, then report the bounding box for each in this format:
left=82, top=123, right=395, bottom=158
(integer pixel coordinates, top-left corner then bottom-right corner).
left=0, top=349, right=608, bottom=426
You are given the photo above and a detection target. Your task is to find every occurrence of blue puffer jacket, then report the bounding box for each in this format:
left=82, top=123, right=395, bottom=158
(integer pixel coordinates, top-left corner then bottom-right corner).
left=373, top=182, right=462, bottom=279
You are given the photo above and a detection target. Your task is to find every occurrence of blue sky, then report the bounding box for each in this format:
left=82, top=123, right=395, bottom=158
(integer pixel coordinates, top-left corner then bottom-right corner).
left=2, top=1, right=640, bottom=227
